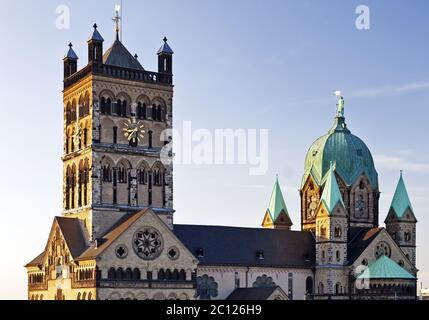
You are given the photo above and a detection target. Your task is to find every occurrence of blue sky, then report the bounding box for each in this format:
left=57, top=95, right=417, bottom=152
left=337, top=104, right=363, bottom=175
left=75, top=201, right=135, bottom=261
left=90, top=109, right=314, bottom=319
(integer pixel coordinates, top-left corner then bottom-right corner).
left=0, top=0, right=428, bottom=299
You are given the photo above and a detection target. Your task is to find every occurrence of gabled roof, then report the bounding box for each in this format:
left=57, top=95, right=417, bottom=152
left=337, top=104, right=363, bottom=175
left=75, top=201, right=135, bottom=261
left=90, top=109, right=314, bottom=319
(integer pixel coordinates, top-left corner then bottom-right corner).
left=173, top=225, right=315, bottom=268
left=77, top=209, right=149, bottom=260
left=356, top=255, right=415, bottom=280
left=157, top=37, right=174, bottom=55
left=320, top=163, right=345, bottom=214
left=266, top=176, right=290, bottom=222
left=25, top=252, right=45, bottom=267
left=64, top=43, right=78, bottom=60
left=390, top=171, right=414, bottom=219
left=226, top=286, right=288, bottom=300
left=25, top=217, right=89, bottom=268
left=103, top=39, right=144, bottom=70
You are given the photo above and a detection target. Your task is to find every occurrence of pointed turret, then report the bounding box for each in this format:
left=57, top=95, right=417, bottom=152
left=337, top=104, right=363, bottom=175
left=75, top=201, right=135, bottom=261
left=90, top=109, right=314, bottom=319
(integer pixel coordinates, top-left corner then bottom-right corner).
left=158, top=37, right=173, bottom=74
left=63, top=43, right=78, bottom=79
left=320, top=163, right=345, bottom=214
left=385, top=171, right=417, bottom=266
left=88, top=23, right=104, bottom=64
left=389, top=171, right=414, bottom=220
left=261, top=176, right=293, bottom=230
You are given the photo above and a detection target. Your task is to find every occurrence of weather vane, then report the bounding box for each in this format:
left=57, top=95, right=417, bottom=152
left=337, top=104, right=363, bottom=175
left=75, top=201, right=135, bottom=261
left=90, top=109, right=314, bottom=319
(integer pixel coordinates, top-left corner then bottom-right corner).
left=335, top=90, right=344, bottom=117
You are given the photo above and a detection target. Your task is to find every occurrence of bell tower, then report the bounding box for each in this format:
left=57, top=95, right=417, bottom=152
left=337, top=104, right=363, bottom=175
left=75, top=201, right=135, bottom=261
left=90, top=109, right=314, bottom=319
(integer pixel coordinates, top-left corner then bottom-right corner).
left=62, top=19, right=175, bottom=240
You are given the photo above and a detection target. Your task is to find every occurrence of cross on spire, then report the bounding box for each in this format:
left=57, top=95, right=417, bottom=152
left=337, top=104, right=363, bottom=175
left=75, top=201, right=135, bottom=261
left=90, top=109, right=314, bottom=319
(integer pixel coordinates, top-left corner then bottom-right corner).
left=112, top=4, right=121, bottom=41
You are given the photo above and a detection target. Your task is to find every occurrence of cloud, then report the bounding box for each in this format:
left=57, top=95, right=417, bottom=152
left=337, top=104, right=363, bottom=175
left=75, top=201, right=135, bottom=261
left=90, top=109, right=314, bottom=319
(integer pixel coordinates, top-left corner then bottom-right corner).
left=374, top=154, right=429, bottom=174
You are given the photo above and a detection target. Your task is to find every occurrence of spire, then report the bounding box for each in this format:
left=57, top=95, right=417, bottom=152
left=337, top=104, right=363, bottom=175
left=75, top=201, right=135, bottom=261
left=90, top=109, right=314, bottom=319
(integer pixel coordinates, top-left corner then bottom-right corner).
left=320, top=162, right=345, bottom=214
left=266, top=176, right=290, bottom=221
left=88, top=23, right=104, bottom=42
left=390, top=171, right=414, bottom=219
left=64, top=42, right=78, bottom=60
left=157, top=37, right=174, bottom=55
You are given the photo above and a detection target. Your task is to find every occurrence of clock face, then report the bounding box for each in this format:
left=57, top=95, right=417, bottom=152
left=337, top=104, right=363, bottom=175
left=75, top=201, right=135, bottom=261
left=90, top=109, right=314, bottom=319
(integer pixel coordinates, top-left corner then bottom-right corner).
left=123, top=118, right=145, bottom=144
left=133, top=227, right=163, bottom=260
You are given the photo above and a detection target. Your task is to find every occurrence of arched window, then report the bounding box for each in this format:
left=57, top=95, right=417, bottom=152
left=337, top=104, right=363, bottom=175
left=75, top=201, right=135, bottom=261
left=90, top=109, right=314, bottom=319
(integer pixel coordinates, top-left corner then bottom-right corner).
left=157, top=104, right=162, bottom=121
left=78, top=162, right=84, bottom=207
left=125, top=268, right=133, bottom=280
left=137, top=102, right=147, bottom=120
left=88, top=292, right=92, bottom=300
left=335, top=282, right=342, bottom=295
left=82, top=292, right=87, bottom=300
left=404, top=232, right=411, bottom=242
left=132, top=268, right=141, bottom=280
left=66, top=102, right=72, bottom=125
left=158, top=269, right=165, bottom=280
left=148, top=130, right=153, bottom=149
left=166, top=269, right=172, bottom=280
left=116, top=267, right=124, bottom=280
left=334, top=226, right=342, bottom=238
left=78, top=96, right=84, bottom=118
left=173, top=269, right=179, bottom=280
left=320, top=226, right=327, bottom=238
left=336, top=250, right=341, bottom=262
left=318, top=283, right=324, bottom=295
left=71, top=101, right=77, bottom=123
left=152, top=104, right=157, bottom=120
left=305, top=276, right=313, bottom=295
left=102, top=165, right=112, bottom=182
left=138, top=168, right=147, bottom=185
left=179, top=269, right=186, bottom=281
left=108, top=267, right=116, bottom=280
left=100, top=97, right=106, bottom=114
left=83, top=94, right=90, bottom=116
left=77, top=292, right=81, bottom=300
left=117, top=166, right=127, bottom=183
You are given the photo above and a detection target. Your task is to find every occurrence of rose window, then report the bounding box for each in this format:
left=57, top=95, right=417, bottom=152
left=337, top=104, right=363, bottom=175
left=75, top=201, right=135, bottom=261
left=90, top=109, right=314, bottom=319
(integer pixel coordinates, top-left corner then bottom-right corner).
left=133, top=227, right=163, bottom=260
left=375, top=242, right=391, bottom=258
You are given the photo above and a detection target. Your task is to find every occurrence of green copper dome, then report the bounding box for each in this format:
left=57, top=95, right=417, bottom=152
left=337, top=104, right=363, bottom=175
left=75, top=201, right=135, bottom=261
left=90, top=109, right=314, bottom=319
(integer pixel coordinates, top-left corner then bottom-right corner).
left=302, top=112, right=378, bottom=189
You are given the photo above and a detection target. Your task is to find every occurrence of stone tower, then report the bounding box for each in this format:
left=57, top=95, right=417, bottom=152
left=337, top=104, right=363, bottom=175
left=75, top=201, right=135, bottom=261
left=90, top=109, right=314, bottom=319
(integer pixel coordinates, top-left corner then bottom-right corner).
left=314, top=163, right=348, bottom=295
left=62, top=24, right=174, bottom=240
left=385, top=172, right=417, bottom=266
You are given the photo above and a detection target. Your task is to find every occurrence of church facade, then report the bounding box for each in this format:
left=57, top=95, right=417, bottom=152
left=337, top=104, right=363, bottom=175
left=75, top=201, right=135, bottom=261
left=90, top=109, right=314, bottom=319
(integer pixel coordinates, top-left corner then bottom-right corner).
left=26, top=23, right=418, bottom=300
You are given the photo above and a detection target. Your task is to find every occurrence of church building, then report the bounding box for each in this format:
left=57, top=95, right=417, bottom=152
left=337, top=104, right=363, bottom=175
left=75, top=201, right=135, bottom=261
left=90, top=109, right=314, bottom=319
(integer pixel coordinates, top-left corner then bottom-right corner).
left=26, top=20, right=418, bottom=300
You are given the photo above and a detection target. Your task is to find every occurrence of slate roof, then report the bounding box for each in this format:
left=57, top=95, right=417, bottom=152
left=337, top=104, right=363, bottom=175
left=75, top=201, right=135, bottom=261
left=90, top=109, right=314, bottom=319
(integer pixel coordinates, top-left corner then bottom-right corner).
left=103, top=39, right=144, bottom=70
left=347, top=227, right=383, bottom=264
left=357, top=255, right=415, bottom=279
left=226, top=286, right=286, bottom=300
left=55, top=217, right=89, bottom=258
left=77, top=209, right=149, bottom=260
left=25, top=252, right=45, bottom=267
left=173, top=225, right=315, bottom=268
left=157, top=37, right=174, bottom=55
left=88, top=24, right=104, bottom=42
left=64, top=43, right=78, bottom=60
